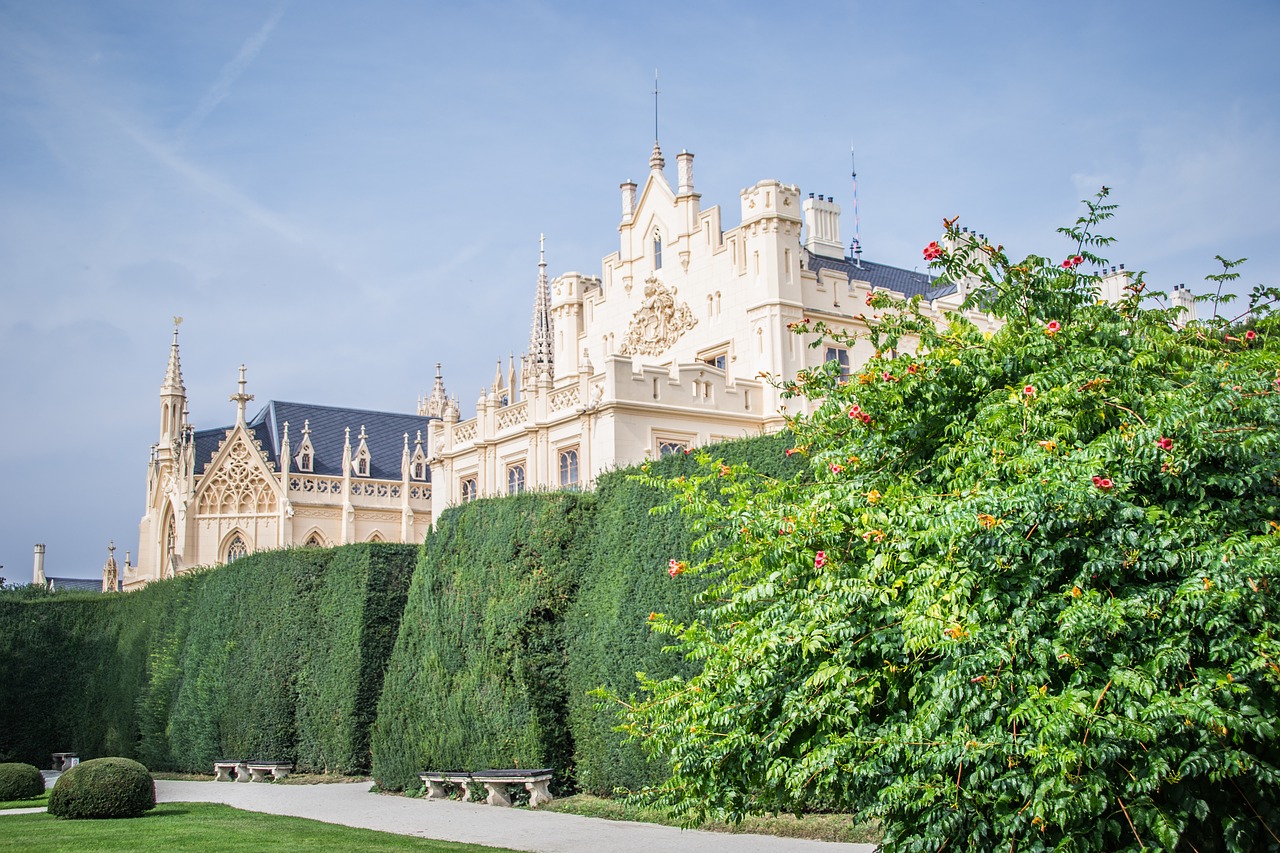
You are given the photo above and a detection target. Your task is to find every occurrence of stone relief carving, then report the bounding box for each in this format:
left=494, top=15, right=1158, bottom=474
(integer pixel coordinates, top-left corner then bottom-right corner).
left=619, top=277, right=698, bottom=356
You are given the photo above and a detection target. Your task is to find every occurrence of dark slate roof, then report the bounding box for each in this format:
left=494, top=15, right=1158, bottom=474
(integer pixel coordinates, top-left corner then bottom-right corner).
left=804, top=250, right=958, bottom=301
left=46, top=577, right=110, bottom=593
left=194, top=403, right=435, bottom=481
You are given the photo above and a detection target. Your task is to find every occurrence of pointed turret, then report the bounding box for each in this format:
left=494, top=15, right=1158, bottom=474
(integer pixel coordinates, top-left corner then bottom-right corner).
left=528, top=235, right=555, bottom=383
left=102, top=541, right=119, bottom=593
left=420, top=363, right=449, bottom=418
left=159, top=319, right=187, bottom=445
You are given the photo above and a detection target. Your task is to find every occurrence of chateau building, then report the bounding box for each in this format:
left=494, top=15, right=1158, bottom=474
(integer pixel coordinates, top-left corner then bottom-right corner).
left=426, top=142, right=998, bottom=512
left=129, top=141, right=1188, bottom=586
left=128, top=330, right=434, bottom=590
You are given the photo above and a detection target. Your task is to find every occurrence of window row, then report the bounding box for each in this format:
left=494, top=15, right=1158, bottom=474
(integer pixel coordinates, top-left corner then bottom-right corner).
left=456, top=449, right=580, bottom=503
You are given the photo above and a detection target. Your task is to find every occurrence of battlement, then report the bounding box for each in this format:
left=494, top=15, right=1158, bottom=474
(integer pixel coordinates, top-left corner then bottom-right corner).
left=739, top=180, right=802, bottom=226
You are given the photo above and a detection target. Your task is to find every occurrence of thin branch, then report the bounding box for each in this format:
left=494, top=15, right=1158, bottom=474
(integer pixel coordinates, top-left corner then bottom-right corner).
left=1116, top=797, right=1145, bottom=849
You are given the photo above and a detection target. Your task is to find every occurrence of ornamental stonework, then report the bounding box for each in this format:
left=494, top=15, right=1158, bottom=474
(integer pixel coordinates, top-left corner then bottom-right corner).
left=196, top=438, right=278, bottom=516
left=619, top=278, right=698, bottom=356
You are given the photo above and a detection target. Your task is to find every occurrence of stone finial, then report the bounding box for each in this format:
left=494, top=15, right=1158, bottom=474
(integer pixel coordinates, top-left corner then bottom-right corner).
left=677, top=150, right=694, bottom=195
left=230, top=364, right=254, bottom=425
left=649, top=140, right=665, bottom=173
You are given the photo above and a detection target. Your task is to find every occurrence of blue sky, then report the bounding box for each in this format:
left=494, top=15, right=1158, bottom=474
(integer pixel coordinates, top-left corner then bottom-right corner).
left=2, top=0, right=1277, bottom=581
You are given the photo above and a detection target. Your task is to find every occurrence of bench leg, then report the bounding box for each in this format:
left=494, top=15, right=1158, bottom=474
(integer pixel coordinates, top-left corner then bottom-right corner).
left=424, top=780, right=448, bottom=800
left=249, top=767, right=270, bottom=782
left=526, top=780, right=554, bottom=807
left=459, top=780, right=475, bottom=802
left=235, top=763, right=251, bottom=782
left=214, top=766, right=233, bottom=782
left=483, top=782, right=512, bottom=807
left=270, top=767, right=290, bottom=780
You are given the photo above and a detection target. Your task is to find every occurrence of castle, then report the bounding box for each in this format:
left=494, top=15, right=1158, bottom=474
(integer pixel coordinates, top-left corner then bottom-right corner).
left=124, top=142, right=1185, bottom=588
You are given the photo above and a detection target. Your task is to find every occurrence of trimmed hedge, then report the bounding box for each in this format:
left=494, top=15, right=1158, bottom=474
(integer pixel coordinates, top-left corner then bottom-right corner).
left=0, top=762, right=44, bottom=800
left=373, top=433, right=801, bottom=794
left=48, top=757, right=154, bottom=819
left=566, top=432, right=803, bottom=794
left=371, top=492, right=592, bottom=791
left=0, top=544, right=415, bottom=774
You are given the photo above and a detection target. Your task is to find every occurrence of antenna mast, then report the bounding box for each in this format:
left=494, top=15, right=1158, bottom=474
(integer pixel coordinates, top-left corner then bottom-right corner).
left=850, top=145, right=863, bottom=269
left=653, top=69, right=660, bottom=143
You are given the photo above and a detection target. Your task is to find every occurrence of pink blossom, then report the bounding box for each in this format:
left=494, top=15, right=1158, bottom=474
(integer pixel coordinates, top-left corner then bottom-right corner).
left=1157, top=436, right=1173, bottom=451
left=923, top=241, right=943, bottom=261
left=1024, top=385, right=1036, bottom=396
left=814, top=550, right=827, bottom=569
left=1096, top=478, right=1114, bottom=491
left=1246, top=330, right=1258, bottom=342
left=668, top=559, right=686, bottom=577
left=1045, top=320, right=1060, bottom=336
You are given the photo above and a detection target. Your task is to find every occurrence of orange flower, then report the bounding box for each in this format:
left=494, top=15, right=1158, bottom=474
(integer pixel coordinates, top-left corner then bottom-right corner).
left=977, top=513, right=998, bottom=529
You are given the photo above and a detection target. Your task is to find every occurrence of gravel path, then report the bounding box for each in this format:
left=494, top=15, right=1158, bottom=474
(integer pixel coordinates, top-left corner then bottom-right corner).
left=155, top=780, right=878, bottom=853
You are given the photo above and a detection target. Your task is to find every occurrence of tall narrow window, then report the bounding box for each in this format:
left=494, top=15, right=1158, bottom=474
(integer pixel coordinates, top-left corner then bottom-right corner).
left=559, top=449, right=579, bottom=487
left=508, top=464, right=526, bottom=495
left=460, top=478, right=478, bottom=503
left=653, top=232, right=663, bottom=270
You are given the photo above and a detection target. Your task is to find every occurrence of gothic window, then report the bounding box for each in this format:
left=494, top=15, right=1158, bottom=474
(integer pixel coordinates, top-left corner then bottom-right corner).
left=461, top=477, right=478, bottom=503
left=304, top=532, right=324, bottom=548
left=653, top=231, right=662, bottom=270
left=412, top=460, right=426, bottom=480
left=197, top=439, right=279, bottom=515
left=163, top=510, right=176, bottom=578
left=299, top=450, right=312, bottom=471
left=226, top=534, right=248, bottom=563
left=508, top=464, right=526, bottom=495
left=357, top=457, right=369, bottom=477
left=367, top=531, right=384, bottom=543
left=558, top=449, right=579, bottom=487
left=825, top=346, right=851, bottom=381
left=658, top=439, right=688, bottom=458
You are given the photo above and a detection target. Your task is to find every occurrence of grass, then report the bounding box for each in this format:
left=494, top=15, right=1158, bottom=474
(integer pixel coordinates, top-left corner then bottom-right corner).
left=0, top=802, right=525, bottom=852
left=541, top=794, right=882, bottom=845
left=0, top=791, right=48, bottom=810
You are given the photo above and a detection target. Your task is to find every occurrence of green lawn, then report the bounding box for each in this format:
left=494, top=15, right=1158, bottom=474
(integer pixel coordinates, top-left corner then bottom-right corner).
left=0, top=791, right=48, bottom=810
left=0, top=802, right=524, bottom=852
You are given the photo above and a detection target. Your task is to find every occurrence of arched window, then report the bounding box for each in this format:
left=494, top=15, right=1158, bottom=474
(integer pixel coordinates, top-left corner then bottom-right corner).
left=163, top=510, right=177, bottom=578
left=508, top=464, right=526, bottom=495
left=226, top=534, right=248, bottom=563
left=304, top=532, right=324, bottom=548
left=357, top=457, right=369, bottom=476
left=653, top=231, right=663, bottom=270
left=412, top=461, right=426, bottom=480
left=658, top=440, right=688, bottom=458
left=299, top=450, right=312, bottom=471
left=461, top=478, right=477, bottom=502
left=559, top=449, right=579, bottom=487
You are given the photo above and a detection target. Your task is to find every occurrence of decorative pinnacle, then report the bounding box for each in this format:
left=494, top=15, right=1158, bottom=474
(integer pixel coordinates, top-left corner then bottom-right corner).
left=649, top=140, right=665, bottom=173
left=163, top=320, right=185, bottom=394
left=230, top=364, right=254, bottom=425
left=528, top=235, right=555, bottom=380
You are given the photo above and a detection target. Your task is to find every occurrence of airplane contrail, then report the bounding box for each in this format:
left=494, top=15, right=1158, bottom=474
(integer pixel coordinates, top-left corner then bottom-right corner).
left=176, top=0, right=289, bottom=145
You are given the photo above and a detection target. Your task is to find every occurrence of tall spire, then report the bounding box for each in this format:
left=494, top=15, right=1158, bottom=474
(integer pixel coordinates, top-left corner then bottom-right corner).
left=528, top=234, right=555, bottom=382
left=163, top=317, right=185, bottom=394
left=159, top=318, right=187, bottom=445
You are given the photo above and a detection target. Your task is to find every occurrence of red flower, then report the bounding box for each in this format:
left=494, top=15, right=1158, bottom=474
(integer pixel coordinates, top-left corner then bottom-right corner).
left=1061, top=255, right=1083, bottom=269
left=1092, top=475, right=1102, bottom=486
left=882, top=371, right=897, bottom=382
left=848, top=405, right=862, bottom=418
left=785, top=447, right=798, bottom=456
left=668, top=559, right=687, bottom=577
left=1073, top=255, right=1083, bottom=266
left=829, top=463, right=845, bottom=474
left=923, top=241, right=943, bottom=261
left=907, top=364, right=919, bottom=374
left=1157, top=436, right=1173, bottom=451
left=814, top=550, right=827, bottom=569
left=1246, top=330, right=1258, bottom=342
left=1023, top=385, right=1036, bottom=396
left=1096, top=478, right=1114, bottom=491
left=1045, top=320, right=1060, bottom=336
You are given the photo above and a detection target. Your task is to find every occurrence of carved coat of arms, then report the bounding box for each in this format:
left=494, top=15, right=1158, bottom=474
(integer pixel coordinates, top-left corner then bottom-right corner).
left=619, top=278, right=698, bottom=356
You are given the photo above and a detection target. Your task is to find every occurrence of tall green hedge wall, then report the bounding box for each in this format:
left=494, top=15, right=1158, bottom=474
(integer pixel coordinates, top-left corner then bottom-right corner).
left=0, top=543, right=414, bottom=773
left=372, top=433, right=801, bottom=793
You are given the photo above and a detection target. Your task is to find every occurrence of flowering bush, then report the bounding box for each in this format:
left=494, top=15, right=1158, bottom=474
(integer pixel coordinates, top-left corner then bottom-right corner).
left=622, top=193, right=1280, bottom=851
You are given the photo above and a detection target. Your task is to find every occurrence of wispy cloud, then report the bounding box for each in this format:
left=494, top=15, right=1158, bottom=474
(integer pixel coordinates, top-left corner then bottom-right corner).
left=175, top=0, right=289, bottom=146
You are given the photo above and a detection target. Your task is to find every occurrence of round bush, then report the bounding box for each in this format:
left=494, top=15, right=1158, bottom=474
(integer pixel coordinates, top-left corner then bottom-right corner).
left=0, top=763, right=45, bottom=800
left=48, top=758, right=155, bottom=819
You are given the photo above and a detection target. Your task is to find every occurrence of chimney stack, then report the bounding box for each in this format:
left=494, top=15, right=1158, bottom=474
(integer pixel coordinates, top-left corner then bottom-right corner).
left=33, top=544, right=46, bottom=587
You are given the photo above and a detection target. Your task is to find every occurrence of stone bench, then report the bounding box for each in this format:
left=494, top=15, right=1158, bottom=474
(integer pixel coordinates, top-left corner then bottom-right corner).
left=51, top=752, right=78, bottom=772
left=213, top=760, right=245, bottom=782
left=214, top=760, right=291, bottom=782
left=418, top=768, right=554, bottom=807
left=245, top=761, right=292, bottom=782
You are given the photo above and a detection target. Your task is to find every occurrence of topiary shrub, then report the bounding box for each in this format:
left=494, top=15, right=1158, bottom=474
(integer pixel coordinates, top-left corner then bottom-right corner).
left=48, top=757, right=155, bottom=819
left=0, top=762, right=44, bottom=800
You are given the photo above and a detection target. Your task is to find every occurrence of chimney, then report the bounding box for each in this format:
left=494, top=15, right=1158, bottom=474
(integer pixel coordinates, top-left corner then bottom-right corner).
left=1171, top=284, right=1197, bottom=325
left=802, top=194, right=843, bottom=259
left=620, top=180, right=637, bottom=222
left=677, top=150, right=695, bottom=195
left=33, top=544, right=46, bottom=587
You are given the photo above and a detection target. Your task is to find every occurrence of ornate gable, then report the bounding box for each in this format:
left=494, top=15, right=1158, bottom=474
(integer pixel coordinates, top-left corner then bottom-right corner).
left=194, top=427, right=282, bottom=516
